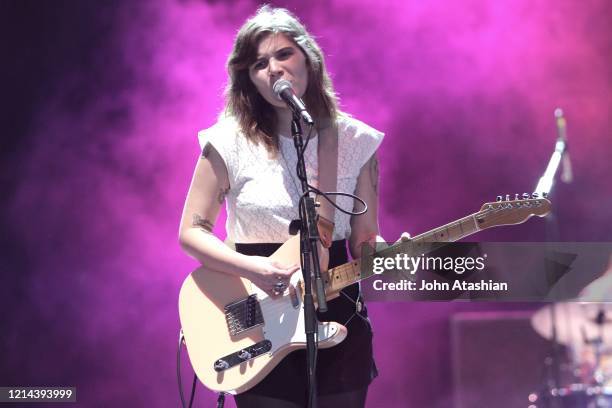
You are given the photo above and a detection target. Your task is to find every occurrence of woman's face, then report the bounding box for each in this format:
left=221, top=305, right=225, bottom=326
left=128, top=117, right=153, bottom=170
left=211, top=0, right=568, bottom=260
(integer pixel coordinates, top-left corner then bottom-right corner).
left=248, top=33, right=309, bottom=110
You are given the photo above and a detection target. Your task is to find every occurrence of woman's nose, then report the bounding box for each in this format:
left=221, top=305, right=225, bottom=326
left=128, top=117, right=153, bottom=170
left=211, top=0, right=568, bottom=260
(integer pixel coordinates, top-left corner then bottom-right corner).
left=268, top=59, right=283, bottom=77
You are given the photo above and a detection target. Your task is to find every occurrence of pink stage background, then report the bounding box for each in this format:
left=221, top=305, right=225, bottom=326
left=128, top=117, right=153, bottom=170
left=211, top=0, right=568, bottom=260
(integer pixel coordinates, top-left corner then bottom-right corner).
left=1, top=0, right=611, bottom=406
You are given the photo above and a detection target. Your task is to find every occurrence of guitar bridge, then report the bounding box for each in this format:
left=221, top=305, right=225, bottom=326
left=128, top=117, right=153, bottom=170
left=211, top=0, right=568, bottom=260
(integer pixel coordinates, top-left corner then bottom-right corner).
left=224, top=294, right=264, bottom=336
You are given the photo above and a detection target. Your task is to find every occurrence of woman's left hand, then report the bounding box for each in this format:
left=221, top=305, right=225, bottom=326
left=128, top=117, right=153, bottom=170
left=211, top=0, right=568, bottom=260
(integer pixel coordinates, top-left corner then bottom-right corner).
left=395, top=232, right=411, bottom=243
left=372, top=232, right=412, bottom=249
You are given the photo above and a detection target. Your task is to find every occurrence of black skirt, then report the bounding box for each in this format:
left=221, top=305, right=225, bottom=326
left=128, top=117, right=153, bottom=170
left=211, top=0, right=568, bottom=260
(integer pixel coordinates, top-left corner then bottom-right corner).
left=233, top=240, right=378, bottom=404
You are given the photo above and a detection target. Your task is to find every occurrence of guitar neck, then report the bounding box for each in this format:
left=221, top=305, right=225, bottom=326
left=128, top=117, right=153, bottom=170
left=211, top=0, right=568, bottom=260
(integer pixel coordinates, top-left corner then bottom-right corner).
left=323, top=213, right=481, bottom=296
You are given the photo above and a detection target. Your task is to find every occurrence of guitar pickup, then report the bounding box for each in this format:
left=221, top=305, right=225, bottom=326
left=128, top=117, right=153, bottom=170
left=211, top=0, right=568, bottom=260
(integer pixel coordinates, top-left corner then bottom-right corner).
left=213, top=340, right=272, bottom=372
left=224, top=294, right=264, bottom=336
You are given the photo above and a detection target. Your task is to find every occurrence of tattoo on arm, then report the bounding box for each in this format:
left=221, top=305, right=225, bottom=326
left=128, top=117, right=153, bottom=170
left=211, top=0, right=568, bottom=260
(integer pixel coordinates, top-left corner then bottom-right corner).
left=201, top=142, right=212, bottom=159
left=192, top=214, right=214, bottom=233
left=369, top=154, right=379, bottom=194
left=217, top=187, right=230, bottom=204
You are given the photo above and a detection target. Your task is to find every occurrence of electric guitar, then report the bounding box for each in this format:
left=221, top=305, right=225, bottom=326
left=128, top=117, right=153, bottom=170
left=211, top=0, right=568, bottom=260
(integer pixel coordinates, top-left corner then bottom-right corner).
left=178, top=197, right=551, bottom=394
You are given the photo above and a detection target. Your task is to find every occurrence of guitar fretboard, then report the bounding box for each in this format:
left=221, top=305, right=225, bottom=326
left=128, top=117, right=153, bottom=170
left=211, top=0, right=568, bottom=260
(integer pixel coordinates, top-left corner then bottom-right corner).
left=323, top=213, right=481, bottom=296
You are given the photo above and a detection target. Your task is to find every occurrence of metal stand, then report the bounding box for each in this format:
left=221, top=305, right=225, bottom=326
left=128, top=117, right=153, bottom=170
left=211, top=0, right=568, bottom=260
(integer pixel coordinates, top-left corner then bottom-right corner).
left=534, top=108, right=572, bottom=407
left=543, top=214, right=563, bottom=408
left=289, top=112, right=327, bottom=408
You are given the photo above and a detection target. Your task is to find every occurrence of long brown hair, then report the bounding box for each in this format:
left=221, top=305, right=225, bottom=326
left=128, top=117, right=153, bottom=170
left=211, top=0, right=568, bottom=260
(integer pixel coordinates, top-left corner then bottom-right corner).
left=225, top=6, right=338, bottom=152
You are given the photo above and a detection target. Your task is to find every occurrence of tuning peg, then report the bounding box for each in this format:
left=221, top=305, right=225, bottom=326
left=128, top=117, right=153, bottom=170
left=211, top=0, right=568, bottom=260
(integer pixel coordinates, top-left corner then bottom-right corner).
left=496, top=194, right=512, bottom=202
left=496, top=192, right=550, bottom=202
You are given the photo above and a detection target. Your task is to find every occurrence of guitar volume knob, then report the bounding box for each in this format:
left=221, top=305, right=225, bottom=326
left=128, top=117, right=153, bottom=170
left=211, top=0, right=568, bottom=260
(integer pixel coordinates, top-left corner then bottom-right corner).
left=238, top=350, right=252, bottom=360
left=214, top=359, right=230, bottom=371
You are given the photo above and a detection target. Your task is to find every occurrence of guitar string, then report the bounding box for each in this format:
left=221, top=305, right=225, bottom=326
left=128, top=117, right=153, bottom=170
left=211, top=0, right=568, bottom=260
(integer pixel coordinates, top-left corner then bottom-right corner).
left=228, top=235, right=457, bottom=320
left=229, top=205, right=502, bottom=319
left=227, top=203, right=540, bottom=320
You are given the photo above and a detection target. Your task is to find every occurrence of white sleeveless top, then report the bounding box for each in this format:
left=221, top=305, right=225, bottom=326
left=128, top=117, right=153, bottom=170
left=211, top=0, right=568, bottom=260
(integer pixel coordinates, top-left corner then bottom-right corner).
left=198, top=114, right=384, bottom=243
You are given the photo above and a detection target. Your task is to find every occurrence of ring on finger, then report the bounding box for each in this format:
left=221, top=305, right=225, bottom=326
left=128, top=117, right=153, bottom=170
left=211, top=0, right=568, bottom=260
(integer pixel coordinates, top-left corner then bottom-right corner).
left=274, top=281, right=287, bottom=294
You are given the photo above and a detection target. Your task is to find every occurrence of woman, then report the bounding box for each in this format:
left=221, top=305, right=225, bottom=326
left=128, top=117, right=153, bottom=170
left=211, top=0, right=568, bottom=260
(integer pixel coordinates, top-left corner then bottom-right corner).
left=179, top=6, right=386, bottom=407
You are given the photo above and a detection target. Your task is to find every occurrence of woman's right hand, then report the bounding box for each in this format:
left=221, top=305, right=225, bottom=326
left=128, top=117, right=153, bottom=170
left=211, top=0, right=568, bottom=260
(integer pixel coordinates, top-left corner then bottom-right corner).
left=244, top=256, right=300, bottom=298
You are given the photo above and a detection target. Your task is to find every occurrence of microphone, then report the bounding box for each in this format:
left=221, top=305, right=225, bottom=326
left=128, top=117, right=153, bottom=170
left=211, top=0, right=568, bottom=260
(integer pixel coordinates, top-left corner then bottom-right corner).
left=554, top=108, right=573, bottom=183
left=272, top=79, right=314, bottom=125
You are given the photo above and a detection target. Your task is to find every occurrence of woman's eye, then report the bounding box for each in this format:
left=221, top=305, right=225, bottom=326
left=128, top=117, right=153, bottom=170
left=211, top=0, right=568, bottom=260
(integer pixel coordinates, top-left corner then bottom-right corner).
left=277, top=49, right=293, bottom=60
left=253, top=60, right=267, bottom=70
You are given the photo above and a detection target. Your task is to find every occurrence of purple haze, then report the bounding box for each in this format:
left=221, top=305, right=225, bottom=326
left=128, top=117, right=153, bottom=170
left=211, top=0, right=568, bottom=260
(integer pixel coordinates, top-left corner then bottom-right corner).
left=3, top=0, right=612, bottom=406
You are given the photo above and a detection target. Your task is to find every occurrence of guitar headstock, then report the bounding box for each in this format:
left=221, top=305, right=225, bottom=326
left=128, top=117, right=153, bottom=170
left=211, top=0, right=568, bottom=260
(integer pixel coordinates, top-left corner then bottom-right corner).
left=475, top=193, right=551, bottom=229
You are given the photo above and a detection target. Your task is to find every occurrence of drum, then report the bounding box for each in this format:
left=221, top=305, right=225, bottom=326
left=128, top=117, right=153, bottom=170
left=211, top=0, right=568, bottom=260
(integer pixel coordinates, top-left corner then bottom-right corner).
left=531, top=384, right=612, bottom=407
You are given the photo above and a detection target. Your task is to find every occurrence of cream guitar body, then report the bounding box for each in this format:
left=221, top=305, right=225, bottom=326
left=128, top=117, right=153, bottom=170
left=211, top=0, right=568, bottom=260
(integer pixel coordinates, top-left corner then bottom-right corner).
left=179, top=235, right=346, bottom=395
left=179, top=197, right=551, bottom=394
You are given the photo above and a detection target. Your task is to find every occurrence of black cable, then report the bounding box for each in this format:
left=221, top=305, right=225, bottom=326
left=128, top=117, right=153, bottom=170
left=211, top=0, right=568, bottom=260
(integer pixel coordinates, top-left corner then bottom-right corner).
left=188, top=374, right=197, bottom=408
left=177, top=329, right=197, bottom=408
left=292, top=123, right=368, bottom=218
left=300, top=188, right=367, bottom=216
left=216, top=392, right=226, bottom=408
left=178, top=330, right=187, bottom=408
left=301, top=122, right=315, bottom=154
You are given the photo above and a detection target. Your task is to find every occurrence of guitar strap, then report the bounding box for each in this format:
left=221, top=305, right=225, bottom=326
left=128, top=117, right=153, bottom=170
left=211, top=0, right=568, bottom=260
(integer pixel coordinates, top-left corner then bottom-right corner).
left=316, top=119, right=338, bottom=248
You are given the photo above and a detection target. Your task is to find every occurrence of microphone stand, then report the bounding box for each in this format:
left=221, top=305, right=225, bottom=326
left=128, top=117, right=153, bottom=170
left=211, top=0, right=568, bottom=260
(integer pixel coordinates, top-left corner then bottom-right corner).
left=289, top=111, right=327, bottom=408
left=534, top=109, right=568, bottom=196
left=534, top=108, right=570, bottom=407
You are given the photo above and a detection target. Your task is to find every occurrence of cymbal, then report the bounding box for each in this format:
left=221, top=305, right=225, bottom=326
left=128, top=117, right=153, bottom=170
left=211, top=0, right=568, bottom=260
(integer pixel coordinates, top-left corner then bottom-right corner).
left=580, top=274, right=612, bottom=302
left=531, top=302, right=612, bottom=346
